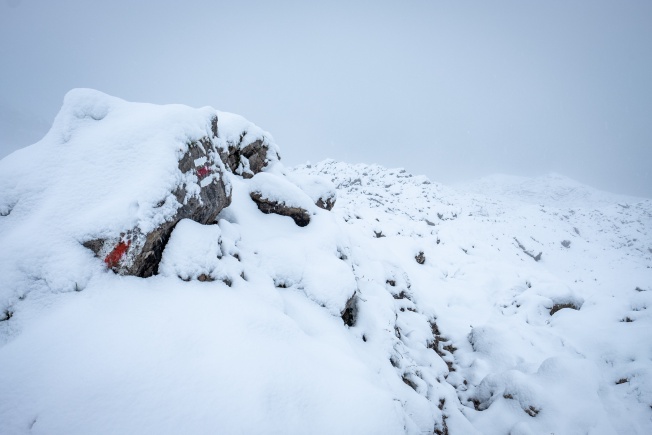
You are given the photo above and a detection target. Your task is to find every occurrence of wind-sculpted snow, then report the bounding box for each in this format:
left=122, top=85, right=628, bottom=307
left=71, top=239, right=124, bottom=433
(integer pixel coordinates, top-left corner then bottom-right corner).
left=1, top=92, right=651, bottom=434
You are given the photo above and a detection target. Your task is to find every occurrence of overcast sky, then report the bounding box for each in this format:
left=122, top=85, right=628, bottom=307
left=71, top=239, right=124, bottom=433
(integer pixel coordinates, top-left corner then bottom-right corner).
left=1, top=0, right=651, bottom=197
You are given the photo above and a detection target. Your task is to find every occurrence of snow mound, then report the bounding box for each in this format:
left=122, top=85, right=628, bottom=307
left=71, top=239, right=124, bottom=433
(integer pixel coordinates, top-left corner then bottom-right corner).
left=158, top=219, right=225, bottom=282
left=286, top=171, right=337, bottom=210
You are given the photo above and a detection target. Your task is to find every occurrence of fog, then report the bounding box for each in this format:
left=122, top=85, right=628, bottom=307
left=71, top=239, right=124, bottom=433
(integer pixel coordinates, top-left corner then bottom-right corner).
left=1, top=0, right=651, bottom=197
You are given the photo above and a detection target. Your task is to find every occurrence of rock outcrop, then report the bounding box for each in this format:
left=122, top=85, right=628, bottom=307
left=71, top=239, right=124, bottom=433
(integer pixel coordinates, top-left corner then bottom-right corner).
left=83, top=125, right=232, bottom=277
left=222, top=136, right=273, bottom=178
left=81, top=108, right=289, bottom=277
left=0, top=89, right=335, bottom=283
left=77, top=103, right=339, bottom=274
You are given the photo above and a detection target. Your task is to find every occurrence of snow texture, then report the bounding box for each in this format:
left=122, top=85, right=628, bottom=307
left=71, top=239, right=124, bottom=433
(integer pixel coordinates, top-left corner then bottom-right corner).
left=248, top=171, right=318, bottom=213
left=1, top=91, right=651, bottom=435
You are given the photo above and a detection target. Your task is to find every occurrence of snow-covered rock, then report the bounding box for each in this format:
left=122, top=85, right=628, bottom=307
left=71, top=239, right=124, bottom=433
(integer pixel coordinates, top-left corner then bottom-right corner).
left=218, top=111, right=279, bottom=178
left=82, top=131, right=233, bottom=277
left=0, top=89, right=286, bottom=279
left=248, top=172, right=316, bottom=227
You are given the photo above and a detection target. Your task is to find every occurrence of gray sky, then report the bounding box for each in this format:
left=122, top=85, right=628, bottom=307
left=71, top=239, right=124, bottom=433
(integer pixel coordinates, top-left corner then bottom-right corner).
left=1, top=0, right=651, bottom=197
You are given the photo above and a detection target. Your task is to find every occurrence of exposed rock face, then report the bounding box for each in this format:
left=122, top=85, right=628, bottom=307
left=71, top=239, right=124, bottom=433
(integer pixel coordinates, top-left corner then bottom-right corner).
left=84, top=125, right=231, bottom=277
left=250, top=192, right=311, bottom=227
left=76, top=103, right=290, bottom=278
left=177, top=134, right=232, bottom=224
left=221, top=135, right=273, bottom=178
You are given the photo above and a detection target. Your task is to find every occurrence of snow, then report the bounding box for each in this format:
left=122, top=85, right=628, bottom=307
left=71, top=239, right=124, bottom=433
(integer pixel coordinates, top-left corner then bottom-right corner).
left=248, top=171, right=318, bottom=214
left=158, top=219, right=225, bottom=281
left=0, top=278, right=404, bottom=435
left=295, top=160, right=652, bottom=434
left=215, top=111, right=280, bottom=178
left=1, top=91, right=651, bottom=434
left=286, top=171, right=336, bottom=205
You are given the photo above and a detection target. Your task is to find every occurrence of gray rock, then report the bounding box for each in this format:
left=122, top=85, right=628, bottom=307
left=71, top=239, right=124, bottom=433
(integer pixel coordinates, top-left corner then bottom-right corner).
left=250, top=192, right=311, bottom=227
left=341, top=292, right=358, bottom=327
left=84, top=120, right=231, bottom=277
left=315, top=194, right=336, bottom=211
left=220, top=135, right=274, bottom=179
left=83, top=111, right=284, bottom=277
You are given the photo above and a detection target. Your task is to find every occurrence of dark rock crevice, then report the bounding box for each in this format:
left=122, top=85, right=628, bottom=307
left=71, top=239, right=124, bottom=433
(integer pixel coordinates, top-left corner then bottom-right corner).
left=341, top=292, right=358, bottom=327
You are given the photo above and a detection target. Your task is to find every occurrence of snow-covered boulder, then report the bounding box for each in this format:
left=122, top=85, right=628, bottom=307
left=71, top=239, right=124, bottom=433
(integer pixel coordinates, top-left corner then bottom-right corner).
left=0, top=89, right=282, bottom=280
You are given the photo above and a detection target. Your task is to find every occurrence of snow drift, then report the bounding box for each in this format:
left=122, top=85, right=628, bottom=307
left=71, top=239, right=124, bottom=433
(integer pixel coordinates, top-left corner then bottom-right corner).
left=1, top=90, right=651, bottom=435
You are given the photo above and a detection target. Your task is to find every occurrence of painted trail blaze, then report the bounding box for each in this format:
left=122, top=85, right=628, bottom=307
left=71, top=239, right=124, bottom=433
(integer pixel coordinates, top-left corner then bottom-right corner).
left=104, top=240, right=131, bottom=268
left=196, top=165, right=212, bottom=179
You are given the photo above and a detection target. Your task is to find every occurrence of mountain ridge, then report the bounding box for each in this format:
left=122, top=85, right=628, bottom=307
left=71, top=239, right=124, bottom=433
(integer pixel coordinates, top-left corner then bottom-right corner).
left=0, top=91, right=650, bottom=434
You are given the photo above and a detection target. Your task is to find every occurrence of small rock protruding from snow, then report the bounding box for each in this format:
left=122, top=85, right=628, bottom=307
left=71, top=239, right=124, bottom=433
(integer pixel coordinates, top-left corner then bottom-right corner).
left=250, top=192, right=312, bottom=227
left=341, top=292, right=358, bottom=327
left=549, top=299, right=583, bottom=316
left=248, top=172, right=317, bottom=227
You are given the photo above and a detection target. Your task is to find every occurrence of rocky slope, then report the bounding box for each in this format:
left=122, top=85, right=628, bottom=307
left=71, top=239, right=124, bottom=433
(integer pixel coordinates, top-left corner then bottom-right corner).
left=0, top=90, right=650, bottom=435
